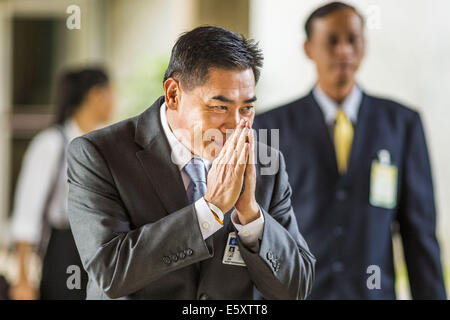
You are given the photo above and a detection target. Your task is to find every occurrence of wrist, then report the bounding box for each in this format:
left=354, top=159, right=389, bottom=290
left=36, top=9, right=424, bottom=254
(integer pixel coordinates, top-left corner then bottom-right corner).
left=236, top=202, right=260, bottom=225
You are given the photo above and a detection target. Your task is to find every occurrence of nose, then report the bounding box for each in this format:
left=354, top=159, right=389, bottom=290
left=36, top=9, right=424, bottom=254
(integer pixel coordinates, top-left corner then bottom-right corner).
left=220, top=109, right=243, bottom=134
left=335, top=40, right=353, bottom=58
left=228, top=109, right=243, bottom=128
left=233, top=110, right=242, bottom=128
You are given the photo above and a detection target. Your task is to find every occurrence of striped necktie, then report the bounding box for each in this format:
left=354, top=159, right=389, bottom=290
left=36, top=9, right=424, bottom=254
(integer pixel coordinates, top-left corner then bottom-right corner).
left=182, top=158, right=207, bottom=204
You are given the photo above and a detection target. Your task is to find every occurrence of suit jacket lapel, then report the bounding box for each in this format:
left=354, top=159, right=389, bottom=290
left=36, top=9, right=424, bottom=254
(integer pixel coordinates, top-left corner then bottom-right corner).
left=307, top=90, right=373, bottom=184
left=343, top=93, right=373, bottom=183
left=135, top=97, right=189, bottom=215
left=306, top=92, right=339, bottom=179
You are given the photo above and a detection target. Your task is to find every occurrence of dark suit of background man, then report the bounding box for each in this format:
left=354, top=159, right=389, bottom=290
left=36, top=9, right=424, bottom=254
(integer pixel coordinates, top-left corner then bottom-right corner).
left=67, top=26, right=315, bottom=300
left=255, top=2, right=447, bottom=299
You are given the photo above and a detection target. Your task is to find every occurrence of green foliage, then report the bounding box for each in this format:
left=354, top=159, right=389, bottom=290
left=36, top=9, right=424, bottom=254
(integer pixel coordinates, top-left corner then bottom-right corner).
left=115, top=55, right=168, bottom=121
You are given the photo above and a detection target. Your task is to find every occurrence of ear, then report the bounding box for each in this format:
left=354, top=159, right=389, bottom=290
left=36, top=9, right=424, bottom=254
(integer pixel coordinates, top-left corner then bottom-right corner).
left=304, top=40, right=313, bottom=60
left=164, top=78, right=181, bottom=110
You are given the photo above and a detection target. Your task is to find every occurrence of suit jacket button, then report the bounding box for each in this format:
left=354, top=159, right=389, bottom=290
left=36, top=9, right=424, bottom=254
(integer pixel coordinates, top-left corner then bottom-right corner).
left=336, top=189, right=348, bottom=201
left=170, top=254, right=178, bottom=262
left=266, top=251, right=274, bottom=261
left=178, top=251, right=186, bottom=259
left=334, top=226, right=344, bottom=237
left=163, top=256, right=171, bottom=265
left=186, top=249, right=194, bottom=256
left=199, top=293, right=209, bottom=300
left=332, top=261, right=344, bottom=273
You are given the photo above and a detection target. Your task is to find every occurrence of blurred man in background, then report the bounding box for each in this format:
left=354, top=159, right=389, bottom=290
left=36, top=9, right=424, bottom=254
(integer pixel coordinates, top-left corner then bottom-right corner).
left=9, top=68, right=114, bottom=299
left=255, top=1, right=447, bottom=299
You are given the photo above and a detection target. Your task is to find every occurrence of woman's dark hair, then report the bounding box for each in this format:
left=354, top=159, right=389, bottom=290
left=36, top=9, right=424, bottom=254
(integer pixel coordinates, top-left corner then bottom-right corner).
left=304, top=2, right=364, bottom=39
left=55, top=68, right=109, bottom=125
left=163, top=25, right=263, bottom=90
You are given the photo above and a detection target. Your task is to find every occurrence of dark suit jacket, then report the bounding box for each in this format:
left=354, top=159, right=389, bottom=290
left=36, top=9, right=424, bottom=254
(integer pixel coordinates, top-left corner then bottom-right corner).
left=67, top=96, right=315, bottom=300
left=254, top=90, right=447, bottom=299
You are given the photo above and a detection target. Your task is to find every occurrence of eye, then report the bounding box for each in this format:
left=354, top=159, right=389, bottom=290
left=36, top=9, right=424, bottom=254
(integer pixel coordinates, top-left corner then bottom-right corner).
left=328, top=35, right=338, bottom=46
left=348, top=34, right=356, bottom=44
left=241, top=106, right=254, bottom=114
left=210, top=105, right=228, bottom=112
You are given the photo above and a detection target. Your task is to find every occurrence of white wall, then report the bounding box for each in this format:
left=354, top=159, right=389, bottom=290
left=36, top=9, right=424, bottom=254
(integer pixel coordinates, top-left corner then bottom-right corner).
left=250, top=0, right=450, bottom=269
left=107, top=0, right=198, bottom=119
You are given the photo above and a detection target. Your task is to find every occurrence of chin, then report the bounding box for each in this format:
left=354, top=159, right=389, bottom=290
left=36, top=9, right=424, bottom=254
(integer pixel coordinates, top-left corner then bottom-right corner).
left=335, top=73, right=353, bottom=87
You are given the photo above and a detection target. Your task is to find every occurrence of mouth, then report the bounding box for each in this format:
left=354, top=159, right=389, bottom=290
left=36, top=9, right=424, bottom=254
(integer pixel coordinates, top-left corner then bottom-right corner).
left=335, top=61, right=354, bottom=69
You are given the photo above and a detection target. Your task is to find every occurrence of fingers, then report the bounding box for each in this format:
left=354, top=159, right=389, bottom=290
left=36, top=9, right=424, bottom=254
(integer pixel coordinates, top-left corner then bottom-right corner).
left=248, top=127, right=256, bottom=166
left=236, top=123, right=252, bottom=176
left=225, top=120, right=248, bottom=164
left=232, top=127, right=249, bottom=164
left=230, top=119, right=246, bottom=146
left=241, top=128, right=256, bottom=188
left=236, top=142, right=249, bottom=176
left=214, top=119, right=244, bottom=165
left=205, top=120, right=255, bottom=214
left=219, top=119, right=249, bottom=165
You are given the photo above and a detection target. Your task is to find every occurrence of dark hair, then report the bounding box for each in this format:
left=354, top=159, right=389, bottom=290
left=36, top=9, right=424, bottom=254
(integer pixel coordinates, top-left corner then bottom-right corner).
left=55, top=68, right=109, bottom=125
left=304, top=1, right=364, bottom=39
left=163, top=26, right=263, bottom=90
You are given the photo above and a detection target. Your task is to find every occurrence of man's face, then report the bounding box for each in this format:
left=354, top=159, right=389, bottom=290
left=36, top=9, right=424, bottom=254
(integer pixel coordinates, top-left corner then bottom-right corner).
left=305, top=8, right=365, bottom=87
left=168, top=67, right=256, bottom=161
left=92, top=85, right=114, bottom=123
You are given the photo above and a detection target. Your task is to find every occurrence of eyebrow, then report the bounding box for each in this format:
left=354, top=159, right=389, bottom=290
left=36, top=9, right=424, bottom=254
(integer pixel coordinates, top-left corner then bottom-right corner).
left=210, top=95, right=257, bottom=104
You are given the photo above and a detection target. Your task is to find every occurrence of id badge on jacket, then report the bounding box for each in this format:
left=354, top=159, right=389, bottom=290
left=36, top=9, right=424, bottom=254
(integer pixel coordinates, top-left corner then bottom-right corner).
left=370, top=149, right=398, bottom=209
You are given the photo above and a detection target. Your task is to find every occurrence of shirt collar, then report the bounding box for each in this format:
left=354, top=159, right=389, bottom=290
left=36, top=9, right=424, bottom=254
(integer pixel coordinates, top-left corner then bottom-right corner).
left=312, top=84, right=362, bottom=125
left=160, top=102, right=211, bottom=171
left=64, top=118, right=84, bottom=142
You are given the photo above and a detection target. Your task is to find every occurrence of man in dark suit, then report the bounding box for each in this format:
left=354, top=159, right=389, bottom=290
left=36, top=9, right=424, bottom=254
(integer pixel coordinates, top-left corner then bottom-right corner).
left=67, top=26, right=315, bottom=300
left=255, top=2, right=447, bottom=299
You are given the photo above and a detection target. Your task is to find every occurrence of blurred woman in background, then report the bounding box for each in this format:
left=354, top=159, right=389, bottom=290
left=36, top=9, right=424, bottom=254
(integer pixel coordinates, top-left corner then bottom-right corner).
left=9, top=68, right=114, bottom=299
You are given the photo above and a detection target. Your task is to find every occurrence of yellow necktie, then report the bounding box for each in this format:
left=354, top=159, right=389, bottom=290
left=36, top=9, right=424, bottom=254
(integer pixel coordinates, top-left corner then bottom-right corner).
left=334, top=109, right=354, bottom=174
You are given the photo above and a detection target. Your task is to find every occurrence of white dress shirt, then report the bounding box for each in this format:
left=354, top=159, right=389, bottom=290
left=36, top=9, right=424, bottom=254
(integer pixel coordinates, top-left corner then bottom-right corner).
left=160, top=103, right=264, bottom=249
left=10, top=119, right=84, bottom=243
left=312, top=84, right=363, bottom=129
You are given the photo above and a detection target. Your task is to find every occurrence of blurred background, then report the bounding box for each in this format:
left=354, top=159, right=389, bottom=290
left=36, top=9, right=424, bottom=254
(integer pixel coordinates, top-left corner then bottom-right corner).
left=0, top=0, right=448, bottom=299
